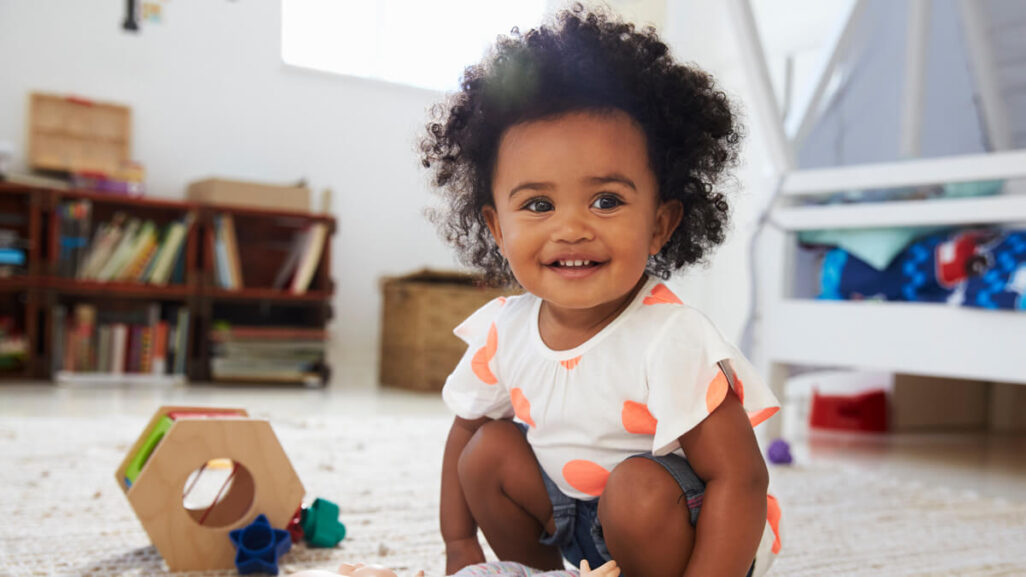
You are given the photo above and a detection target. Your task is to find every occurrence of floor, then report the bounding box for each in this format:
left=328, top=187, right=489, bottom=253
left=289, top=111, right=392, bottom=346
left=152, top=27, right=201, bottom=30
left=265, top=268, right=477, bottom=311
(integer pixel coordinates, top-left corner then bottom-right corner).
left=2, top=380, right=1025, bottom=502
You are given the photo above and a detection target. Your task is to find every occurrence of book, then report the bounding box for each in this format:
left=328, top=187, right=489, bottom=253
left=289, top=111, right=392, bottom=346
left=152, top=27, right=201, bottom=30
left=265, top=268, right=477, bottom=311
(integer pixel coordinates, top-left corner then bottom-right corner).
left=149, top=213, right=194, bottom=285
left=170, top=244, right=186, bottom=284
left=214, top=219, right=232, bottom=289
left=117, top=222, right=158, bottom=282
left=210, top=326, right=327, bottom=341
left=139, top=326, right=153, bottom=374
left=58, top=201, right=91, bottom=278
left=272, top=228, right=309, bottom=290
left=96, top=325, right=111, bottom=373
left=151, top=321, right=168, bottom=375
left=290, top=222, right=327, bottom=293
left=72, top=304, right=97, bottom=372
left=127, top=326, right=142, bottom=373
left=79, top=212, right=127, bottom=279
left=111, top=323, right=127, bottom=375
left=0, top=248, right=25, bottom=266
left=75, top=201, right=92, bottom=278
left=96, top=219, right=142, bottom=281
left=221, top=214, right=244, bottom=289
left=173, top=308, right=189, bottom=375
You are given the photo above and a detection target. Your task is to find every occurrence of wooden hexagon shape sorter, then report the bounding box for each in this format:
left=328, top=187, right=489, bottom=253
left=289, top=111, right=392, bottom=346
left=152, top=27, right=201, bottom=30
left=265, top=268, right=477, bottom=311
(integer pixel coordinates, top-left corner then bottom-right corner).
left=115, top=406, right=305, bottom=571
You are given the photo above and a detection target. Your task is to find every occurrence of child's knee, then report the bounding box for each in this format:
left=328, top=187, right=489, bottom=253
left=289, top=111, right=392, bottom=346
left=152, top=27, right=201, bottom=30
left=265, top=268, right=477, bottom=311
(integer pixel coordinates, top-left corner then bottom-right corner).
left=598, top=457, right=691, bottom=538
left=457, top=420, right=522, bottom=483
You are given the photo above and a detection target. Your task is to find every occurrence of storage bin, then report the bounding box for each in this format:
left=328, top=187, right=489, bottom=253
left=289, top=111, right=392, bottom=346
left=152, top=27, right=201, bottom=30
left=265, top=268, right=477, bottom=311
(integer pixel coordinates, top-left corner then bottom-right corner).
left=379, top=269, right=513, bottom=391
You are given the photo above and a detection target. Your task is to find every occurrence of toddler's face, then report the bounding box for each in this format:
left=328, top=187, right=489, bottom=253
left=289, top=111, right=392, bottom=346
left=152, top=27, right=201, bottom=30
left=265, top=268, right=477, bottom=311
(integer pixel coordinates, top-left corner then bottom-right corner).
left=484, top=110, right=681, bottom=313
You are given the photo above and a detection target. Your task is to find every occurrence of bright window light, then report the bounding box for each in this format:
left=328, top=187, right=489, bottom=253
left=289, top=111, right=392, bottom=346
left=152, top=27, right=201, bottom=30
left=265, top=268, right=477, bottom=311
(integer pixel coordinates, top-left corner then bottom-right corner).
left=282, top=0, right=548, bottom=92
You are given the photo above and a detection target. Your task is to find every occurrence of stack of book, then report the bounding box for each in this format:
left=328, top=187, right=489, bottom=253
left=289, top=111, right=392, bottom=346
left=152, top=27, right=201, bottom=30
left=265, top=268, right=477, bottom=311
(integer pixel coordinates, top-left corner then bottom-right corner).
left=70, top=163, right=146, bottom=197
left=59, top=200, right=193, bottom=284
left=0, top=316, right=26, bottom=372
left=209, top=324, right=325, bottom=384
left=53, top=303, right=190, bottom=379
left=0, top=229, right=26, bottom=277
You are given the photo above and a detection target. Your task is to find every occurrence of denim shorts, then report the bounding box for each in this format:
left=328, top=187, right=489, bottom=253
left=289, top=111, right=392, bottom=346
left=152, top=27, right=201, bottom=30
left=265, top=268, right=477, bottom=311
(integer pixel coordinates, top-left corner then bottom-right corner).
left=516, top=423, right=753, bottom=576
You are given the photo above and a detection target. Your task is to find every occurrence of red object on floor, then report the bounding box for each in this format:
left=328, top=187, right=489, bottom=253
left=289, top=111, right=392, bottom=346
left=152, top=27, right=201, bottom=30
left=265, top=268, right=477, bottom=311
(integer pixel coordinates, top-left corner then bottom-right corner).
left=286, top=505, right=305, bottom=543
left=809, top=389, right=889, bottom=432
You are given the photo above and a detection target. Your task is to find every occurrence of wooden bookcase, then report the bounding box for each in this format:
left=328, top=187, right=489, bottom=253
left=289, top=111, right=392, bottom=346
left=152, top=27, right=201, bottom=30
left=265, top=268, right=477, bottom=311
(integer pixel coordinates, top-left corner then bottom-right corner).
left=0, top=183, right=335, bottom=386
left=195, top=203, right=335, bottom=385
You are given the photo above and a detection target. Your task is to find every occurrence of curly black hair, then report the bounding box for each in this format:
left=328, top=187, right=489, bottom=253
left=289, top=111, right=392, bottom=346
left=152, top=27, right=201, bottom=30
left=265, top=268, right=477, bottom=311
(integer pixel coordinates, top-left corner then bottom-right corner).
left=420, top=4, right=742, bottom=286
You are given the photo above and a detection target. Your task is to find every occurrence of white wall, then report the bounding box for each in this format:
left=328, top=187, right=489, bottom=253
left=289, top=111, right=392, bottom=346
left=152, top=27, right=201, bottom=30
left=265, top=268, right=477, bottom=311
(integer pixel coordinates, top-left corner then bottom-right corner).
left=0, top=0, right=459, bottom=386
left=0, top=0, right=845, bottom=385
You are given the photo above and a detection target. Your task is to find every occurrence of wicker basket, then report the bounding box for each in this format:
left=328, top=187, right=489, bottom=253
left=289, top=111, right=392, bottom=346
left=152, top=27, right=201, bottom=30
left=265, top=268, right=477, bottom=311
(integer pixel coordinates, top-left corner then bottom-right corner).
left=28, top=92, right=132, bottom=174
left=380, top=269, right=513, bottom=391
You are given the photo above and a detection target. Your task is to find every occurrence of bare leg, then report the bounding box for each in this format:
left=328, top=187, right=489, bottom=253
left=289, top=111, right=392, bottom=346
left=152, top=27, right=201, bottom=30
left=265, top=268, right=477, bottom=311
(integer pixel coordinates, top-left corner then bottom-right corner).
left=458, top=420, right=564, bottom=570
left=598, top=458, right=696, bottom=577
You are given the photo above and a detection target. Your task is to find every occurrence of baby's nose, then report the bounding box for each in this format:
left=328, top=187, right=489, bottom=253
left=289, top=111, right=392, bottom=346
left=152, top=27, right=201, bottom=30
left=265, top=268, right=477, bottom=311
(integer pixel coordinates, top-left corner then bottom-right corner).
left=551, top=209, right=595, bottom=243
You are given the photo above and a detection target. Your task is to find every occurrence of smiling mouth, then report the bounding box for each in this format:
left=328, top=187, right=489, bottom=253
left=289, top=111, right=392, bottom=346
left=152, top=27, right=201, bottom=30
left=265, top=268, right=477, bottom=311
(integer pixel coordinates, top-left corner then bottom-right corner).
left=547, top=259, right=604, bottom=269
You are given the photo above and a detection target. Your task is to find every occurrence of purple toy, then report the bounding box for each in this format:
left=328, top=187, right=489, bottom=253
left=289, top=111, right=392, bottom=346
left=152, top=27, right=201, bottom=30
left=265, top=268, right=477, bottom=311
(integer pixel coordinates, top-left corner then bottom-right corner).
left=767, top=439, right=793, bottom=465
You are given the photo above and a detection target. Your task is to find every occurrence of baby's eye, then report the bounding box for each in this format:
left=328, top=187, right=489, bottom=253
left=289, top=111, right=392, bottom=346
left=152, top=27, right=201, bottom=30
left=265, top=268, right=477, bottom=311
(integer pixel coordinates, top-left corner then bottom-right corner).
left=591, top=195, right=623, bottom=210
left=523, top=198, right=554, bottom=213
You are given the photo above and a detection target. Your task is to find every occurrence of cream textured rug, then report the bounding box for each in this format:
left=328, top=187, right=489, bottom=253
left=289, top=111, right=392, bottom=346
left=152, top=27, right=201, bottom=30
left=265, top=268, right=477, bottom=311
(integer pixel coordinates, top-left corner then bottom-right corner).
left=1, top=414, right=1024, bottom=577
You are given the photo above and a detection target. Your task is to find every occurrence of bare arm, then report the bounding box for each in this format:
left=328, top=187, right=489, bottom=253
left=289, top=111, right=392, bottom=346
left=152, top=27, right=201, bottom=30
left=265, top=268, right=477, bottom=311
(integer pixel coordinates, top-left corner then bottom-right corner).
left=679, top=390, right=768, bottom=577
left=441, top=415, right=491, bottom=574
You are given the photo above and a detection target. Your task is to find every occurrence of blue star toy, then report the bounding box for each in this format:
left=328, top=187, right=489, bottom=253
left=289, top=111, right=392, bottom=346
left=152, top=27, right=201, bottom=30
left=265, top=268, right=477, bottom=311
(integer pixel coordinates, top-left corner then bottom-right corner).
left=228, top=514, right=292, bottom=575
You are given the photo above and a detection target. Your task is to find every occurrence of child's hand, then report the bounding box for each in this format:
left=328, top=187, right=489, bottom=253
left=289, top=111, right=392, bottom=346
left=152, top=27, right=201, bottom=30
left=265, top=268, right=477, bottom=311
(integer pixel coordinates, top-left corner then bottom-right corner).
left=579, top=560, right=620, bottom=577
left=337, top=563, right=399, bottom=577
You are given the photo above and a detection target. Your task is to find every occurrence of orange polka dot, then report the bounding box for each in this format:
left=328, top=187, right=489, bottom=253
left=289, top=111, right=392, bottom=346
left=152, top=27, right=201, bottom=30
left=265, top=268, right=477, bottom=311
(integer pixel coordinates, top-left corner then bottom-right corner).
left=705, top=370, right=730, bottom=413
left=497, top=296, right=507, bottom=305
left=642, top=283, right=682, bottom=306
left=562, top=460, right=611, bottom=497
left=560, top=356, right=582, bottom=370
left=485, top=323, right=498, bottom=355
left=767, top=494, right=782, bottom=554
left=471, top=323, right=499, bottom=385
left=747, top=406, right=780, bottom=428
left=471, top=347, right=497, bottom=384
left=510, top=388, right=535, bottom=427
left=621, top=401, right=658, bottom=435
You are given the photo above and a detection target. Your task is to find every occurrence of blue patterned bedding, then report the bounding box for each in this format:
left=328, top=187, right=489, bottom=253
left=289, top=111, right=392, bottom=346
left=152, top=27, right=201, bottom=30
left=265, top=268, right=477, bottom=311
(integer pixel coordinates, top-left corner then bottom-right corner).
left=820, top=228, right=1026, bottom=311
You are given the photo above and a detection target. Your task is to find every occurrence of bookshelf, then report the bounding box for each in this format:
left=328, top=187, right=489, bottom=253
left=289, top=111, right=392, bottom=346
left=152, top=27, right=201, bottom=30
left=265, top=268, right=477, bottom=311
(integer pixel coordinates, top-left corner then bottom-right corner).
left=0, top=183, right=335, bottom=386
left=196, top=204, right=334, bottom=386
left=0, top=184, right=42, bottom=378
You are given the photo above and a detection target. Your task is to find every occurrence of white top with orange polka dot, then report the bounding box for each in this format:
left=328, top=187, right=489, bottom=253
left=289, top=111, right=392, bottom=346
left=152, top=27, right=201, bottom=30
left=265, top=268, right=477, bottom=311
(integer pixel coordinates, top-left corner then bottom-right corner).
left=442, top=275, right=781, bottom=501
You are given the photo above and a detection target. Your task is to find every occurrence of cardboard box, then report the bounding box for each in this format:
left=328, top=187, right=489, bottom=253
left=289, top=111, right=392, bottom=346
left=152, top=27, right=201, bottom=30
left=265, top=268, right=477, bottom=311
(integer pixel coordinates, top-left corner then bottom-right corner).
left=379, top=269, right=514, bottom=392
left=186, top=178, right=310, bottom=213
left=891, top=374, right=989, bottom=431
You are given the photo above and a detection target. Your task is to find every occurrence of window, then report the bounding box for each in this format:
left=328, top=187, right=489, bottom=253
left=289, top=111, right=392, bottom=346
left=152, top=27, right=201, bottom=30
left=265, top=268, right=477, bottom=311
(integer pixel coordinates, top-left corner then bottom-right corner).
left=282, top=0, right=547, bottom=92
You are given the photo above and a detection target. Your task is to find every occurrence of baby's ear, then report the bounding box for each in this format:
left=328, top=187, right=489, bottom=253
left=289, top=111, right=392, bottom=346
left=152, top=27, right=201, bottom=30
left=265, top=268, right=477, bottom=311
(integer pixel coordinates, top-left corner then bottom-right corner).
left=650, top=199, right=683, bottom=255
left=481, top=205, right=505, bottom=255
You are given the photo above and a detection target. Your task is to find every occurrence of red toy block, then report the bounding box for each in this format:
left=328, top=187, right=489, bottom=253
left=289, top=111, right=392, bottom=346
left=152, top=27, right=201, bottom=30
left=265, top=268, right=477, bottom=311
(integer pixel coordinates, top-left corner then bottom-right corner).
left=809, top=389, right=889, bottom=433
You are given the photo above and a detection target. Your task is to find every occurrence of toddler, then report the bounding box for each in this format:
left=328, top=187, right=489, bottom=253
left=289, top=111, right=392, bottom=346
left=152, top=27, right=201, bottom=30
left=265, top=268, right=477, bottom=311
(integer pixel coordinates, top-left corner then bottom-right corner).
left=420, top=6, right=782, bottom=577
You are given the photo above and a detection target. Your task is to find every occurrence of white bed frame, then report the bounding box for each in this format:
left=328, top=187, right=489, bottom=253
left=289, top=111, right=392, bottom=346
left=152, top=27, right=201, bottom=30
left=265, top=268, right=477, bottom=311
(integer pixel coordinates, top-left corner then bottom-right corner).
left=725, top=0, right=1026, bottom=439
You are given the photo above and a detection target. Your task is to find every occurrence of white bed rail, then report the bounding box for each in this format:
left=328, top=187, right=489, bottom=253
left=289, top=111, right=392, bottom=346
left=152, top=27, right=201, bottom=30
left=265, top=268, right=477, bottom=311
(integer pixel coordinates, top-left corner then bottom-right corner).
left=774, top=194, right=1026, bottom=230
left=780, top=149, right=1026, bottom=198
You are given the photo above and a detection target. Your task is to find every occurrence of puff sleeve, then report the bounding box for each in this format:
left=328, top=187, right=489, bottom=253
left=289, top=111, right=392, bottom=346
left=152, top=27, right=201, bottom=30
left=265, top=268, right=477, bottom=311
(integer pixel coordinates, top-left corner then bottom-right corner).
left=645, top=308, right=780, bottom=456
left=441, top=297, right=515, bottom=421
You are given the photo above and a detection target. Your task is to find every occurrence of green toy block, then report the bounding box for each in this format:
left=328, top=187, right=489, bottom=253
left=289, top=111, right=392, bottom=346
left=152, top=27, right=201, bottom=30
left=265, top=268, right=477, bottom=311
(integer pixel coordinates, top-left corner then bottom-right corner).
left=300, top=497, right=346, bottom=548
left=124, top=415, right=174, bottom=484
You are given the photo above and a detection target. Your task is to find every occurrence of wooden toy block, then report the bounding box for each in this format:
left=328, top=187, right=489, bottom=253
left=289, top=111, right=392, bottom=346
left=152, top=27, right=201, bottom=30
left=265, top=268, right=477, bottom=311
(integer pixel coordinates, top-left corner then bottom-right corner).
left=116, top=406, right=305, bottom=571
